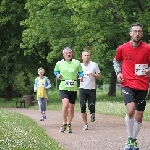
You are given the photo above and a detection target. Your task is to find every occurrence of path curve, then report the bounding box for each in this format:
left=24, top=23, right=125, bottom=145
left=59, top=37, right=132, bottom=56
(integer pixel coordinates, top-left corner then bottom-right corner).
left=5, top=108, right=150, bottom=150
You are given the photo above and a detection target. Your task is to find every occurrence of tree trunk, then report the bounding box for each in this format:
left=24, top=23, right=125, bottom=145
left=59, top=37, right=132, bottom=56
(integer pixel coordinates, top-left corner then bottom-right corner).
left=108, top=71, right=117, bottom=96
left=5, top=85, right=13, bottom=100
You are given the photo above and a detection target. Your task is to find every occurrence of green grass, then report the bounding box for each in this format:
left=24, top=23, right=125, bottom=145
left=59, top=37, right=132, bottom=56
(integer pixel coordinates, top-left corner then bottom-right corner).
left=1, top=90, right=150, bottom=121
left=27, top=90, right=150, bottom=121
left=0, top=90, right=150, bottom=121
left=0, top=109, right=65, bottom=150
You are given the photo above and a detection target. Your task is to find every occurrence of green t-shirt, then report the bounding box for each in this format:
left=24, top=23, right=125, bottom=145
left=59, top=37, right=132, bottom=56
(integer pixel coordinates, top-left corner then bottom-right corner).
left=54, top=59, right=83, bottom=91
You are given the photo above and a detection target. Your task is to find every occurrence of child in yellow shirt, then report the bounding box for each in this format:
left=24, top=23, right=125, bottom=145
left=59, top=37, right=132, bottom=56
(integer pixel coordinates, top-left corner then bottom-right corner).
left=34, top=67, right=51, bottom=121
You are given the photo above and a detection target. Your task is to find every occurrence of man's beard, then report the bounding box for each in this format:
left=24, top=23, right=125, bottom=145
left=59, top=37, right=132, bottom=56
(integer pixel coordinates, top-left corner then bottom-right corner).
left=133, top=37, right=142, bottom=43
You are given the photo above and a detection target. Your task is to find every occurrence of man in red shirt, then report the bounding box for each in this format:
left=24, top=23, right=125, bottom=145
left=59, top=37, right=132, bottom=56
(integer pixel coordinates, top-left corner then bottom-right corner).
left=113, top=23, right=150, bottom=150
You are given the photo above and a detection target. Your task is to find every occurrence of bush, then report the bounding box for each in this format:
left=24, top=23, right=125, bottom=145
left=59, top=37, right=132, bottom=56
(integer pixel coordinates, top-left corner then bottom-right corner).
left=13, top=72, right=35, bottom=97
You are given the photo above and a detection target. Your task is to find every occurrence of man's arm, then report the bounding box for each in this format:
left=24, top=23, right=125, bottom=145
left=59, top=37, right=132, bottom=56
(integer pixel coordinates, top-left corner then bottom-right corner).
left=113, top=58, right=122, bottom=75
left=94, top=73, right=101, bottom=79
left=113, top=58, right=124, bottom=83
left=94, top=63, right=101, bottom=79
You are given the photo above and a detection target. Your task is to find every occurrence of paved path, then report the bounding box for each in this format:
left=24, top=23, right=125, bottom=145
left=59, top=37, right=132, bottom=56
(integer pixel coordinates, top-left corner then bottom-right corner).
left=5, top=108, right=150, bottom=150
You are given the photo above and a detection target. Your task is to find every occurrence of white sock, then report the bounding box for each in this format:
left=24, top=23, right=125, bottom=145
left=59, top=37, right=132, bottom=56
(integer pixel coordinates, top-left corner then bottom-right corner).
left=133, top=120, right=142, bottom=139
left=125, top=114, right=134, bottom=138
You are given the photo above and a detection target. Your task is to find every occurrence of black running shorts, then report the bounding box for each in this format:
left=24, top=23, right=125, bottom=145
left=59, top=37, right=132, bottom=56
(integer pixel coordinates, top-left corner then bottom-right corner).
left=59, top=90, right=77, bottom=104
left=122, top=86, right=148, bottom=111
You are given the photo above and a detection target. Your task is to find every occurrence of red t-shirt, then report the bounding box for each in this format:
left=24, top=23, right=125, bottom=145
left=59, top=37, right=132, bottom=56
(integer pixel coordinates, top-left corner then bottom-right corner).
left=115, top=41, right=150, bottom=90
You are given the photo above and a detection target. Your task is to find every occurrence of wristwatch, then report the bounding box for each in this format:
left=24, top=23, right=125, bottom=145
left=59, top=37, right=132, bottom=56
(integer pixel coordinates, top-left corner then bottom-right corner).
left=117, top=71, right=121, bottom=75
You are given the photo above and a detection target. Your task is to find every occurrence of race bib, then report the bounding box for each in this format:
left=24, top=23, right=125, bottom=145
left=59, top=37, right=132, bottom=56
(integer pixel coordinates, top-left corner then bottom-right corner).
left=135, top=64, right=148, bottom=76
left=65, top=80, right=75, bottom=87
left=38, top=83, right=45, bottom=87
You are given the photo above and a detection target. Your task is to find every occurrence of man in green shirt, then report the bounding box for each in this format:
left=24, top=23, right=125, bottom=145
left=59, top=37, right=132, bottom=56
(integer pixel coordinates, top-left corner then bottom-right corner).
left=54, top=47, right=83, bottom=133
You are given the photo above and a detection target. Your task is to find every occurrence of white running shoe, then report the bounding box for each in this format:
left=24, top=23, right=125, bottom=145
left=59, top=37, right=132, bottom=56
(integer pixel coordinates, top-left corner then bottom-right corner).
left=83, top=124, right=88, bottom=130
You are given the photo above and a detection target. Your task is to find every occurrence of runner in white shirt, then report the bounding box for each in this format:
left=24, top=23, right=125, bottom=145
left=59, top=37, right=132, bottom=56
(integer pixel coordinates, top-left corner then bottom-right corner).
left=79, top=50, right=101, bottom=130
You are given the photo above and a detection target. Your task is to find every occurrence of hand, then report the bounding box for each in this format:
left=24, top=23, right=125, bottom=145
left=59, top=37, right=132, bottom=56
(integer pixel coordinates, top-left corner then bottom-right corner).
left=88, top=73, right=94, bottom=77
left=78, top=77, right=83, bottom=82
left=117, top=73, right=124, bottom=83
left=144, top=69, right=150, bottom=76
left=57, top=74, right=62, bottom=79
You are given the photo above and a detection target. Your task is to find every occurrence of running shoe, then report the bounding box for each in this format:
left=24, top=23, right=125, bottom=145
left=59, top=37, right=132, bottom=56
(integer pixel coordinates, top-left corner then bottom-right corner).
left=132, top=139, right=139, bottom=150
left=43, top=114, right=46, bottom=119
left=66, top=124, right=72, bottom=133
left=59, top=124, right=67, bottom=133
left=90, top=113, right=95, bottom=122
left=40, top=115, right=44, bottom=121
left=124, top=137, right=133, bottom=150
left=83, top=124, right=88, bottom=130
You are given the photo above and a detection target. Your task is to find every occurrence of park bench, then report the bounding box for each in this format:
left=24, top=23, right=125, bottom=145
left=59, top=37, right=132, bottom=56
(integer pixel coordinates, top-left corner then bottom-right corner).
left=15, top=96, right=25, bottom=108
left=31, top=100, right=38, bottom=105
left=15, top=95, right=38, bottom=108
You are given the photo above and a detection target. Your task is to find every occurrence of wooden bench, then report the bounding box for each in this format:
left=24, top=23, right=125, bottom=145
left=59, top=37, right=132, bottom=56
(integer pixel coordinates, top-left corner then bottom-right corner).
left=31, top=101, right=38, bottom=105
left=15, top=96, right=25, bottom=108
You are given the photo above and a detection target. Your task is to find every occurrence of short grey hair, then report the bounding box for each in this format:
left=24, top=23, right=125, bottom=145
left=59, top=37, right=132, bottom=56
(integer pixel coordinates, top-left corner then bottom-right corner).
left=63, top=47, right=72, bottom=53
left=82, top=50, right=90, bottom=56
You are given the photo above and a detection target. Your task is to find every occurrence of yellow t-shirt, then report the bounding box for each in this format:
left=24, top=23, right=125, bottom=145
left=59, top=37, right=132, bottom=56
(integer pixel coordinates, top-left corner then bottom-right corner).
left=37, top=77, right=47, bottom=98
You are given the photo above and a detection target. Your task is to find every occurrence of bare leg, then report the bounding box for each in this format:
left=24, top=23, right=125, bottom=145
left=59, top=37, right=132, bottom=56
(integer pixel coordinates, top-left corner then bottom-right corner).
left=68, top=103, right=75, bottom=124
left=82, top=113, right=87, bottom=124
left=62, top=98, right=69, bottom=124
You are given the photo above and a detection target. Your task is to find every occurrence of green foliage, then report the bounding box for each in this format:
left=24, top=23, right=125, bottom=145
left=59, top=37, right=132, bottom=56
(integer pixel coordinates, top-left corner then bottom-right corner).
left=0, top=71, right=35, bottom=97
left=0, top=109, right=64, bottom=150
left=1, top=0, right=150, bottom=97
left=0, top=0, right=27, bottom=98
left=13, top=72, right=35, bottom=97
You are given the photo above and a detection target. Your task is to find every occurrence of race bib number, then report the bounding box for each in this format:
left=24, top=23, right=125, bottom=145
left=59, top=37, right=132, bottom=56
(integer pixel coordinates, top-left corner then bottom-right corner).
left=65, top=80, right=75, bottom=87
left=135, top=64, right=148, bottom=76
left=38, top=83, right=45, bottom=87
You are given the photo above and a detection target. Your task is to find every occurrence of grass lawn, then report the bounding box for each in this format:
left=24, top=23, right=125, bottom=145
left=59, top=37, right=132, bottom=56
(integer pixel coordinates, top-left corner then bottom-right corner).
left=0, top=109, right=65, bottom=150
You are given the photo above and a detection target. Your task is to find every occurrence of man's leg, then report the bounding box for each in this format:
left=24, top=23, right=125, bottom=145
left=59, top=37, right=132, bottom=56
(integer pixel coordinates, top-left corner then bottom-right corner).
left=62, top=98, right=69, bottom=125
left=68, top=103, right=75, bottom=123
left=59, top=98, right=69, bottom=132
left=66, top=103, right=74, bottom=133
left=133, top=110, right=143, bottom=139
left=82, top=113, right=87, bottom=124
left=79, top=88, right=88, bottom=130
left=88, top=89, right=96, bottom=122
left=66, top=91, right=77, bottom=133
left=125, top=102, right=135, bottom=139
left=122, top=87, right=135, bottom=149
left=131, top=90, right=147, bottom=149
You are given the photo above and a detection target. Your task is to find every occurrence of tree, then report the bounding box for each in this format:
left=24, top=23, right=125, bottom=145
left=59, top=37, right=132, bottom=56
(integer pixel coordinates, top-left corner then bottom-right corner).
left=0, top=0, right=27, bottom=99
left=66, top=0, right=150, bottom=96
left=7, top=0, right=150, bottom=98
left=21, top=0, right=76, bottom=74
